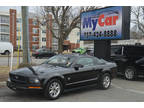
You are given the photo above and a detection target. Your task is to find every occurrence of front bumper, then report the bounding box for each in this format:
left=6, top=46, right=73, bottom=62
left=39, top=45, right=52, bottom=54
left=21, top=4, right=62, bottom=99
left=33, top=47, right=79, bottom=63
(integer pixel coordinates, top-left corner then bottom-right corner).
left=7, top=79, right=43, bottom=92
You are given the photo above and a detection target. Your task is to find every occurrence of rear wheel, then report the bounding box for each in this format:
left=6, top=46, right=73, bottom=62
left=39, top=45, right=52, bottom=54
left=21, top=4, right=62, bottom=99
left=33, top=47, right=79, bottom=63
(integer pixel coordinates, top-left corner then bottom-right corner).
left=124, top=66, right=136, bottom=80
left=44, top=79, right=63, bottom=100
left=99, top=73, right=111, bottom=89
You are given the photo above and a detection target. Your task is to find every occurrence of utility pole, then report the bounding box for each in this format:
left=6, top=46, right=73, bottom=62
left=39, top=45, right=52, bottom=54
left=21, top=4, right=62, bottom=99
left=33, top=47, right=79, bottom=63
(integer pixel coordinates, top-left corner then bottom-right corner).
left=21, top=6, right=31, bottom=64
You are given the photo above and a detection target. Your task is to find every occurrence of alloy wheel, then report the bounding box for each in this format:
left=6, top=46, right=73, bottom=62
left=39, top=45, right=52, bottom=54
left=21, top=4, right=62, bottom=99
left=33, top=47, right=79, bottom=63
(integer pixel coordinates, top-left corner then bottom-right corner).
left=103, top=76, right=111, bottom=89
left=125, top=68, right=134, bottom=80
left=48, top=81, right=61, bottom=98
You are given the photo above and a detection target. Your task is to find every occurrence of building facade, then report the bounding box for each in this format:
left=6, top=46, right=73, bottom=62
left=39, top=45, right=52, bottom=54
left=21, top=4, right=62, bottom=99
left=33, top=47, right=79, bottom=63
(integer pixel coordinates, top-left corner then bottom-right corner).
left=0, top=11, right=10, bottom=42
left=0, top=8, right=81, bottom=52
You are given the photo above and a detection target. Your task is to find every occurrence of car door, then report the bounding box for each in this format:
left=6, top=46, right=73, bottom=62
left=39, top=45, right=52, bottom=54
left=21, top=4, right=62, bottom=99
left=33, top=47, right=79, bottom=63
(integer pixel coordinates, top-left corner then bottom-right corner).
left=111, top=46, right=125, bottom=74
left=64, top=57, right=100, bottom=86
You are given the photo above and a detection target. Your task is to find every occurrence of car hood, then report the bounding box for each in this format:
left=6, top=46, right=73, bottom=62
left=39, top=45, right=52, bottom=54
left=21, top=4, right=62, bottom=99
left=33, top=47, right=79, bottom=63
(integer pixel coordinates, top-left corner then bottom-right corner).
left=32, top=64, right=67, bottom=74
left=10, top=64, right=67, bottom=76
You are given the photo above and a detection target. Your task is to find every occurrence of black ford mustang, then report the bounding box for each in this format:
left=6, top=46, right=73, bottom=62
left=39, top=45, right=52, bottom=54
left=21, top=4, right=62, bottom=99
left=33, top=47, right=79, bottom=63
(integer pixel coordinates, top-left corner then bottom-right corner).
left=7, top=54, right=117, bottom=100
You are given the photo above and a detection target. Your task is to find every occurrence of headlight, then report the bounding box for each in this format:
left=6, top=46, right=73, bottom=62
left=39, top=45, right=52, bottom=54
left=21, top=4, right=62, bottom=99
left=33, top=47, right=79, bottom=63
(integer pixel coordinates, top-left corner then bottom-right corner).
left=29, top=77, right=40, bottom=84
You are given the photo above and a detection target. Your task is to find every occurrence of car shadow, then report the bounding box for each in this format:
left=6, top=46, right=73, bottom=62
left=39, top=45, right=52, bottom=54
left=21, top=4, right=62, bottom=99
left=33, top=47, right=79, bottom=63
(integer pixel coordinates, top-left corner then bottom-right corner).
left=116, top=75, right=144, bottom=82
left=10, top=84, right=107, bottom=102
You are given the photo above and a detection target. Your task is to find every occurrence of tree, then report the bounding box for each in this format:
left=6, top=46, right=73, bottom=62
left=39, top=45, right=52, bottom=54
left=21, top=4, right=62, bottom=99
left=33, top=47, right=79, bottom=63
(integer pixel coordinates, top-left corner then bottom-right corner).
left=131, top=6, right=144, bottom=38
left=36, top=6, right=99, bottom=53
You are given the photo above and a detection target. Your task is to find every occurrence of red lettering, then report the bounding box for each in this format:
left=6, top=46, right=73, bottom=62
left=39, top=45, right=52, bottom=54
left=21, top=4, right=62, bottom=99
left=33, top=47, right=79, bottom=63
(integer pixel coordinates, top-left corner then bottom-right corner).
left=98, top=14, right=104, bottom=27
left=105, top=16, right=112, bottom=26
left=113, top=16, right=118, bottom=25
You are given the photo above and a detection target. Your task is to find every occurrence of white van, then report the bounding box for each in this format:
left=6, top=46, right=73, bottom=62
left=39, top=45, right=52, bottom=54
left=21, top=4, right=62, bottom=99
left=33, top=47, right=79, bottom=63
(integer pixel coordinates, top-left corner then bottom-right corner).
left=0, top=42, right=13, bottom=55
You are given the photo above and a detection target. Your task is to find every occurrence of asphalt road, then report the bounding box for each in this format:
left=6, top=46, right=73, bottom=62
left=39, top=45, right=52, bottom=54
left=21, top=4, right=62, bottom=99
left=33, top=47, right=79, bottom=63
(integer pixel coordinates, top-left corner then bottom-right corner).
left=0, top=78, right=144, bottom=102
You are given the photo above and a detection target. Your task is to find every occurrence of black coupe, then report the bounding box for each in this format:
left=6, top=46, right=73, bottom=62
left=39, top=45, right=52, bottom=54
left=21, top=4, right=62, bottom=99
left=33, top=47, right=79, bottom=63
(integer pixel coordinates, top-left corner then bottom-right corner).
left=7, top=54, right=117, bottom=100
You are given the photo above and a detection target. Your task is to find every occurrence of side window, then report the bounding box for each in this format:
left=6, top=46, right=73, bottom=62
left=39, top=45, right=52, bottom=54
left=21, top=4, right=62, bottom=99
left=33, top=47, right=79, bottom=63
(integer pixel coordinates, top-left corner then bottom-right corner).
left=76, top=57, right=94, bottom=67
left=111, top=46, right=122, bottom=56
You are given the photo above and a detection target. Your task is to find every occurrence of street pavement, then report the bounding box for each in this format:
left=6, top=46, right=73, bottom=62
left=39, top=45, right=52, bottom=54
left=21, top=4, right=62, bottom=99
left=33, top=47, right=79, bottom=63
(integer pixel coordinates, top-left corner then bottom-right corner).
left=0, top=78, right=144, bottom=102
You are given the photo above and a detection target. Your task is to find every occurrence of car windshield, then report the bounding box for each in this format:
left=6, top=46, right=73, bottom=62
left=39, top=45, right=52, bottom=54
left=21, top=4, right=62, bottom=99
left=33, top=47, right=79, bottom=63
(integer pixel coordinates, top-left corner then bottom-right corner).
left=42, top=55, right=75, bottom=67
left=99, top=59, right=108, bottom=63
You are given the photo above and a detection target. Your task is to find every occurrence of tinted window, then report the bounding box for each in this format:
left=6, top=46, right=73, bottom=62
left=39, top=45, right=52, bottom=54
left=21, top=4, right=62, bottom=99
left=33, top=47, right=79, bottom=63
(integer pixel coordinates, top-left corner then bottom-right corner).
left=111, top=46, right=122, bottom=56
left=76, top=57, right=94, bottom=66
left=124, top=46, right=144, bottom=56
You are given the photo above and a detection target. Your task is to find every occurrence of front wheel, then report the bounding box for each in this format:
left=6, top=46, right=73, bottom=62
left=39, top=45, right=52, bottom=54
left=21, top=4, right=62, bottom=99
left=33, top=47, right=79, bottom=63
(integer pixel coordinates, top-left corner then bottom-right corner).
left=44, top=79, right=63, bottom=100
left=99, top=73, right=111, bottom=90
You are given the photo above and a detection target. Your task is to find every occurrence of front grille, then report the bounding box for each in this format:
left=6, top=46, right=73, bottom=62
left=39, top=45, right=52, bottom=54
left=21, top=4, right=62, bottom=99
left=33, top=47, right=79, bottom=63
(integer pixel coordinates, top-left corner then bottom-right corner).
left=10, top=74, right=29, bottom=84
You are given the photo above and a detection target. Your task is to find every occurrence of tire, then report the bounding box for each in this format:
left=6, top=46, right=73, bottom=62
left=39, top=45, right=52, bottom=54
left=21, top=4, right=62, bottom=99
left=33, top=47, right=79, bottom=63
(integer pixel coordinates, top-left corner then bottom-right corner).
left=98, top=73, right=111, bottom=90
left=4, top=50, right=10, bottom=55
left=44, top=79, right=63, bottom=100
left=124, top=66, right=136, bottom=80
left=35, top=56, right=38, bottom=59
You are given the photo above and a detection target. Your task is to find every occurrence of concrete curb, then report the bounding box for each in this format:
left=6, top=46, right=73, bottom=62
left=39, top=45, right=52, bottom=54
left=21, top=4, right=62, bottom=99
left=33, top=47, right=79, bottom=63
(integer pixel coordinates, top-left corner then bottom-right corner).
left=0, top=81, right=6, bottom=85
left=0, top=81, right=6, bottom=88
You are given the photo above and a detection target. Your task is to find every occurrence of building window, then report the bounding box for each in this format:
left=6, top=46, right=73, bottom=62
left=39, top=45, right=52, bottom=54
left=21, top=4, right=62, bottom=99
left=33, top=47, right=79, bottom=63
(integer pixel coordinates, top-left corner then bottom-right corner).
left=16, top=18, right=21, bottom=23
left=0, top=16, right=9, bottom=24
left=52, top=38, right=58, bottom=44
left=0, top=34, right=9, bottom=42
left=32, top=44, right=39, bottom=50
left=42, top=37, right=46, bottom=42
left=32, top=36, right=39, bottom=42
left=33, top=20, right=38, bottom=26
left=0, top=25, right=9, bottom=33
left=42, top=30, right=46, bottom=33
left=32, top=28, right=39, bottom=34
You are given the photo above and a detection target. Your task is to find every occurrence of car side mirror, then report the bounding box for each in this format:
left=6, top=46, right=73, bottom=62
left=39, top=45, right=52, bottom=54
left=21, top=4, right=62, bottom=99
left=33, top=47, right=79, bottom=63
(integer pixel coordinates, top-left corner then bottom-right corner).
left=74, top=64, right=84, bottom=70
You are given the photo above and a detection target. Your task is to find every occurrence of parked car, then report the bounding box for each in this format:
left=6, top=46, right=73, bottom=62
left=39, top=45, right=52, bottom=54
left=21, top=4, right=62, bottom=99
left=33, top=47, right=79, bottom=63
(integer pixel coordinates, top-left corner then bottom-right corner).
left=72, top=48, right=86, bottom=54
left=86, top=49, right=94, bottom=56
left=32, top=48, right=56, bottom=59
left=111, top=45, right=144, bottom=80
left=0, top=42, right=13, bottom=55
left=7, top=54, right=117, bottom=100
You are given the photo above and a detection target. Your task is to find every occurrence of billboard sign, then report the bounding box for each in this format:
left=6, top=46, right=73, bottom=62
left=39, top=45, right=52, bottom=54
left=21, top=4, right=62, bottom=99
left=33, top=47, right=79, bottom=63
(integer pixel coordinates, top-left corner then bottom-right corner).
left=80, top=6, right=131, bottom=40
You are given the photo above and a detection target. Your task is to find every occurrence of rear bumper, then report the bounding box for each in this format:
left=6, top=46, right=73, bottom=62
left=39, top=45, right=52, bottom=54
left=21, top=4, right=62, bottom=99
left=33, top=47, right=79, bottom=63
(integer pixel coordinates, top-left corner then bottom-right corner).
left=7, top=79, right=43, bottom=92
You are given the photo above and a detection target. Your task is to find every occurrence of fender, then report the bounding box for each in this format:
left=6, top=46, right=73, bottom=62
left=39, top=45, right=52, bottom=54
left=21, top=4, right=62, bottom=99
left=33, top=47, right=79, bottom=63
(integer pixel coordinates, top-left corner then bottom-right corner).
left=42, top=73, right=65, bottom=87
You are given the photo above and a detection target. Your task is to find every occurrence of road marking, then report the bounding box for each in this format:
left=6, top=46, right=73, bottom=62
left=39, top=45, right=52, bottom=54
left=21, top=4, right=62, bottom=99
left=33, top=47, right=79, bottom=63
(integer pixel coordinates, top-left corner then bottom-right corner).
left=112, top=83, right=144, bottom=95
